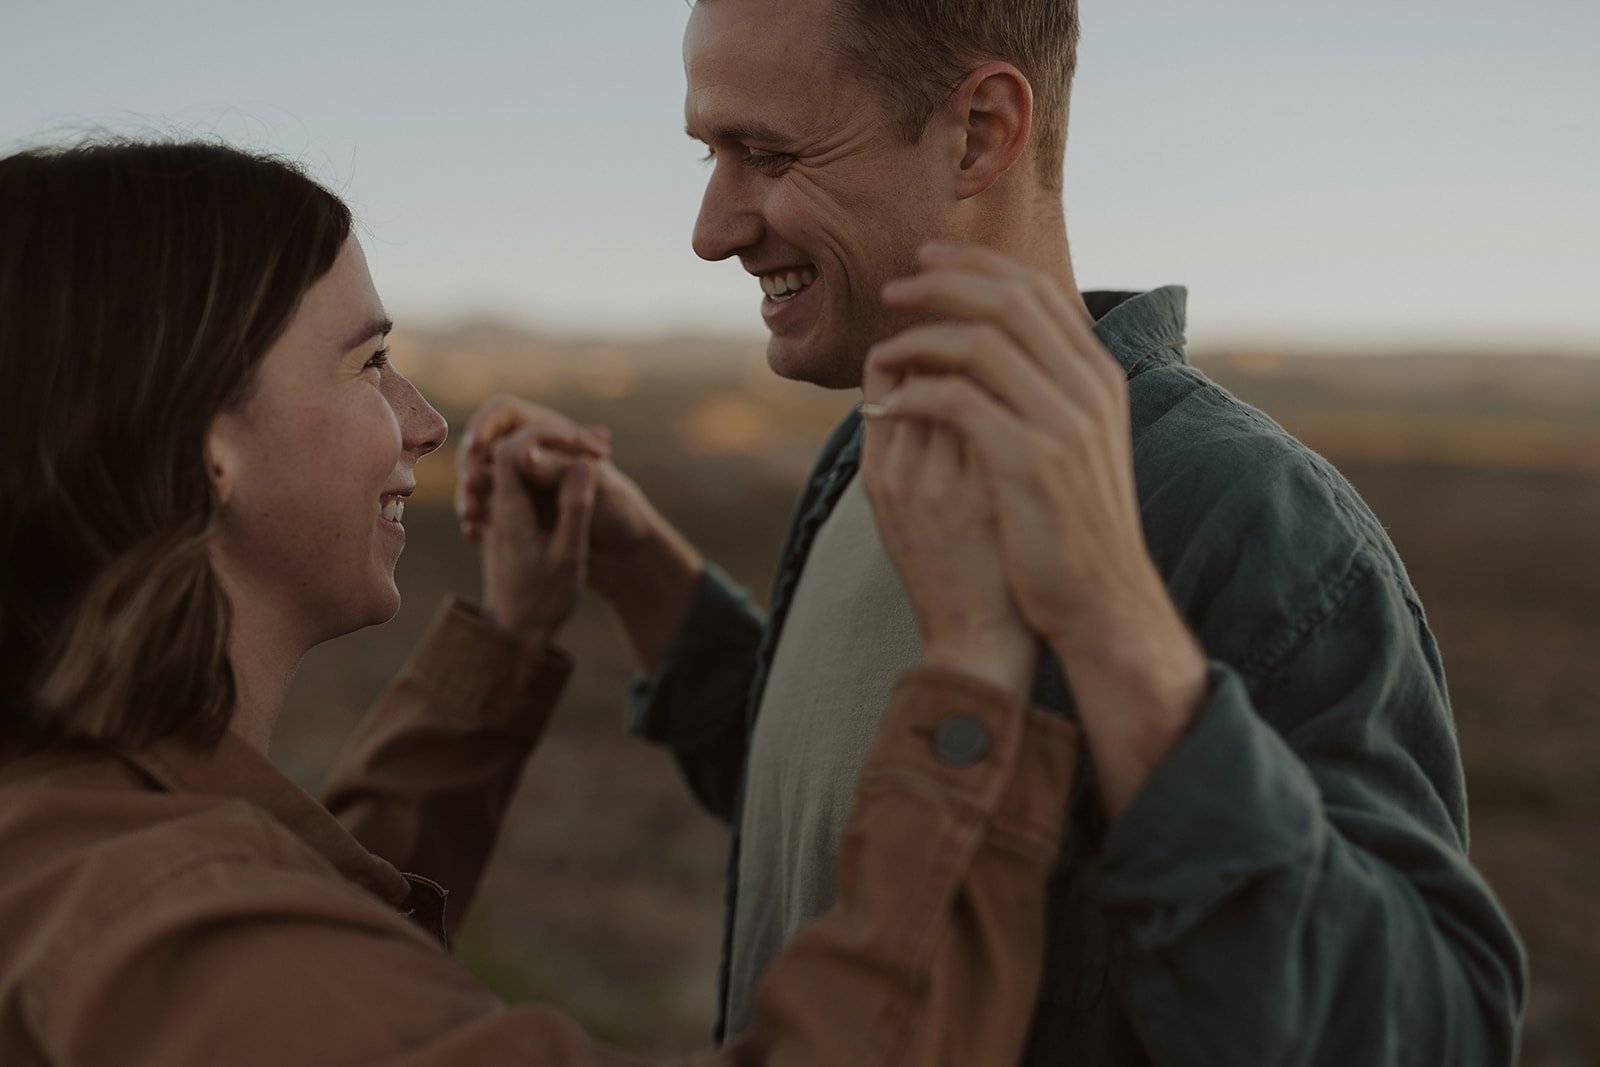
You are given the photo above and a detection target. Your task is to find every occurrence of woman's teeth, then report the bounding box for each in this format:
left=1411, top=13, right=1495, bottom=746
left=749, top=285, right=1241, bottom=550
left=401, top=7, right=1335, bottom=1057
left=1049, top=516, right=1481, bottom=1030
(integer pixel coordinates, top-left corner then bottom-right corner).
left=760, top=267, right=818, bottom=301
left=379, top=499, right=406, bottom=523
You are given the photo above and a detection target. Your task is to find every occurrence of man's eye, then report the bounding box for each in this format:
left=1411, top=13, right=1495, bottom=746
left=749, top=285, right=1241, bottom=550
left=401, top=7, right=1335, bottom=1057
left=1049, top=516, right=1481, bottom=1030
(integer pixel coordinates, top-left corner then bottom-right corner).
left=365, top=347, right=390, bottom=372
left=698, top=145, right=791, bottom=175
left=742, top=150, right=792, bottom=175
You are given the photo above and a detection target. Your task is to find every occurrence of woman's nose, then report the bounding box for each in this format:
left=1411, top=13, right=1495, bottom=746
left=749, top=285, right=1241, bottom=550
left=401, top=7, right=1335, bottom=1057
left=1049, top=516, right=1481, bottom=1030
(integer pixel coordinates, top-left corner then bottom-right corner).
left=392, top=373, right=449, bottom=458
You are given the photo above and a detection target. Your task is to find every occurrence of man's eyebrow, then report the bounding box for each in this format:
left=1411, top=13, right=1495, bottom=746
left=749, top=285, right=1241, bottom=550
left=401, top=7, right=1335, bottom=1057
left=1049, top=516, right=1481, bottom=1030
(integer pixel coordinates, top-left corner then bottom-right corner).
left=342, top=316, right=394, bottom=352
left=685, top=120, right=796, bottom=146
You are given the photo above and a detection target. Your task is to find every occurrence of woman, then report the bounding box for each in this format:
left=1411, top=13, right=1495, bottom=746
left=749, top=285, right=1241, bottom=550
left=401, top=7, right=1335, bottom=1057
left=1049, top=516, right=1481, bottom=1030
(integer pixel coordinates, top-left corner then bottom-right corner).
left=0, top=139, right=1076, bottom=1065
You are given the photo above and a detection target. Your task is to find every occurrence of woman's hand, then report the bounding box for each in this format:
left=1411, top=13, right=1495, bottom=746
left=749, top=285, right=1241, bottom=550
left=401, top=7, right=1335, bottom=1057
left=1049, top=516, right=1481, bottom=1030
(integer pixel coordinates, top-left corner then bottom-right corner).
left=860, top=359, right=1037, bottom=702
left=869, top=242, right=1168, bottom=653
left=478, top=425, right=599, bottom=650
left=868, top=243, right=1210, bottom=818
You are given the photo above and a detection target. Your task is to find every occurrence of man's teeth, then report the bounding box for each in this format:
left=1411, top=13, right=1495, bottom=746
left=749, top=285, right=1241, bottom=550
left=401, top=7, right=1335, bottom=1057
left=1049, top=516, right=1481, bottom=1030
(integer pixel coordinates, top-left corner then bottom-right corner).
left=760, top=267, right=818, bottom=299
left=379, top=499, right=406, bottom=523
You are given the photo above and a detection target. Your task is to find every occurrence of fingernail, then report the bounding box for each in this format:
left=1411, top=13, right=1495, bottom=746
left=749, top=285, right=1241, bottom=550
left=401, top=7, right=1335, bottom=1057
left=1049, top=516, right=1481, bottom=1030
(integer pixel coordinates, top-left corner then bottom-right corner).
left=859, top=401, right=890, bottom=420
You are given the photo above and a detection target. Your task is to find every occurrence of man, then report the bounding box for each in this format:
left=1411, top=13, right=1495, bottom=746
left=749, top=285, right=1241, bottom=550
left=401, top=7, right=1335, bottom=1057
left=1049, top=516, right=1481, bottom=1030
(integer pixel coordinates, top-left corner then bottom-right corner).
left=459, top=0, right=1526, bottom=1061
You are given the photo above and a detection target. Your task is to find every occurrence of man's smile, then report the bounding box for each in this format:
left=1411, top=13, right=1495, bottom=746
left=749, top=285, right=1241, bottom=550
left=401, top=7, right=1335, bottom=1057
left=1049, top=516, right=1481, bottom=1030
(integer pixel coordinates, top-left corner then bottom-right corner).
left=757, top=265, right=818, bottom=302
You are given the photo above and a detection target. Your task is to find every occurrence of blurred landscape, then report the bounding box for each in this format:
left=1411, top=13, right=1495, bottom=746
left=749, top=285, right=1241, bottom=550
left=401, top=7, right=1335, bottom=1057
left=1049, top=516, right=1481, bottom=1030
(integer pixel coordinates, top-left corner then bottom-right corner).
left=275, top=327, right=1600, bottom=1064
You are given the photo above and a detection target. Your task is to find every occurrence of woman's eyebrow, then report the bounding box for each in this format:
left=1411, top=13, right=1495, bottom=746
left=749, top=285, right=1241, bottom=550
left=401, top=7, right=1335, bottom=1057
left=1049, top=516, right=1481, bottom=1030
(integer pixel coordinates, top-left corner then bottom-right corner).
left=341, top=316, right=394, bottom=352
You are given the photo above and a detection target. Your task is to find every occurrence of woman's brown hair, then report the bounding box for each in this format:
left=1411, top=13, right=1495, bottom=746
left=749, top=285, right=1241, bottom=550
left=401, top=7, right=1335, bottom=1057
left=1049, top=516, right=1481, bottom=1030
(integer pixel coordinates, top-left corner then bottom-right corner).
left=0, top=139, right=352, bottom=750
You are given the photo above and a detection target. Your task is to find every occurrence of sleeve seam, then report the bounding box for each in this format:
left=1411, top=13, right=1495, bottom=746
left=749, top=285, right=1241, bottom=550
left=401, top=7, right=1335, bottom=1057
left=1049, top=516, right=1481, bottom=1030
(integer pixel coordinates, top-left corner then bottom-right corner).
left=1240, top=550, right=1377, bottom=683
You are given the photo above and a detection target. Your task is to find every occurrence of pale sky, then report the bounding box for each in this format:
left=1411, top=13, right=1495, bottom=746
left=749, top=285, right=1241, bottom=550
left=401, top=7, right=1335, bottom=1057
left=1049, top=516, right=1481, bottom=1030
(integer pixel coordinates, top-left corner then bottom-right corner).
left=4, top=0, right=1597, bottom=351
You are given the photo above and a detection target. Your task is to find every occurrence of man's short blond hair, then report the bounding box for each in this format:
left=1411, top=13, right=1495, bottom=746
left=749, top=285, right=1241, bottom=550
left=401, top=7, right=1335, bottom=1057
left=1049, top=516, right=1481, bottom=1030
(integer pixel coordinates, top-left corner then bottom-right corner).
left=828, top=0, right=1081, bottom=193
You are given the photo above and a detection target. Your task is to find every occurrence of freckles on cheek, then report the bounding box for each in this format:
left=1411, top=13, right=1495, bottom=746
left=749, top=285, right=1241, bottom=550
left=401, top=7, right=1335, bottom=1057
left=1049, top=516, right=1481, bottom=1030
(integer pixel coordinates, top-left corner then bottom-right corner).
left=314, top=394, right=404, bottom=477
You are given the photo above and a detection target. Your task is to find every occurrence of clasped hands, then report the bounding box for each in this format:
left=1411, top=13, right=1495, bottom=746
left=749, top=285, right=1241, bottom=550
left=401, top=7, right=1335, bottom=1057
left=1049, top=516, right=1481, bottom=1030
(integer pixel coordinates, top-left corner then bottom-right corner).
left=860, top=242, right=1173, bottom=704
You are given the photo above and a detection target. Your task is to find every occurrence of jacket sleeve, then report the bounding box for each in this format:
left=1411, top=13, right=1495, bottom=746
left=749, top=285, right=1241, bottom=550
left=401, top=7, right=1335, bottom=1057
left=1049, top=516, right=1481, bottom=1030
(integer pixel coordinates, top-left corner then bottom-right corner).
left=626, top=561, right=766, bottom=823
left=30, top=669, right=1077, bottom=1067
left=322, top=597, right=573, bottom=937
left=1089, top=556, right=1527, bottom=1066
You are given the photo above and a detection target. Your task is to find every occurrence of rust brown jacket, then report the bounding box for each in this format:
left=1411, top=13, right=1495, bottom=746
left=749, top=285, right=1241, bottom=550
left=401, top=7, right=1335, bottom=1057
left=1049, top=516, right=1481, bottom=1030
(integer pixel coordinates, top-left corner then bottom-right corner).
left=0, top=600, right=1078, bottom=1066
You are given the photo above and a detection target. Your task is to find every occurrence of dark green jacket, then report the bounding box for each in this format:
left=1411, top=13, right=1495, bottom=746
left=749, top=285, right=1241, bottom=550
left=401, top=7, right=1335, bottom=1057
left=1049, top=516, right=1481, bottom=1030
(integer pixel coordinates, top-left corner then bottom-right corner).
left=630, top=287, right=1526, bottom=1065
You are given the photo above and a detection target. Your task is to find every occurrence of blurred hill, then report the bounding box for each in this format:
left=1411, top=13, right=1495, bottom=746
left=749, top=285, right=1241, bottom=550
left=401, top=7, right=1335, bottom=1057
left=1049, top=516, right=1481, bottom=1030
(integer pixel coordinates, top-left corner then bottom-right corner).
left=386, top=324, right=1600, bottom=491
left=278, top=326, right=1600, bottom=1064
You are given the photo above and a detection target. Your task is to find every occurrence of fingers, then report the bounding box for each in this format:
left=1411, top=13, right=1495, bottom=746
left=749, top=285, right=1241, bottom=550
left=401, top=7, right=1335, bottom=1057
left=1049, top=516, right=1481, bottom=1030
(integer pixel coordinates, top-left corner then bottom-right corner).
left=457, top=396, right=536, bottom=495
left=881, top=268, right=1066, bottom=382
left=515, top=438, right=587, bottom=487
left=881, top=243, right=1128, bottom=403
left=867, top=322, right=1064, bottom=425
left=455, top=392, right=612, bottom=540
left=876, top=374, right=1038, bottom=485
left=549, top=459, right=598, bottom=587
left=919, top=243, right=1102, bottom=356
left=860, top=331, right=907, bottom=496
left=489, top=433, right=540, bottom=540
left=462, top=396, right=595, bottom=462
left=460, top=433, right=571, bottom=541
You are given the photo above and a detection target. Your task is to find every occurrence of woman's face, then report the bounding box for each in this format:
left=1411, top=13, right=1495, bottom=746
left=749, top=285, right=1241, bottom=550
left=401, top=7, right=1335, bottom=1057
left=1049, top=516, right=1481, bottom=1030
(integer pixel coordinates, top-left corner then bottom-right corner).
left=208, top=236, right=448, bottom=645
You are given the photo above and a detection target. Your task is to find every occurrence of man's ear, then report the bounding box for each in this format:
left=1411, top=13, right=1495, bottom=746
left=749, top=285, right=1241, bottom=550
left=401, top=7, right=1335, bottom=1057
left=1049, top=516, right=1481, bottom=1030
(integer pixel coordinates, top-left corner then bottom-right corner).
left=950, top=62, right=1033, bottom=200
left=205, top=413, right=243, bottom=505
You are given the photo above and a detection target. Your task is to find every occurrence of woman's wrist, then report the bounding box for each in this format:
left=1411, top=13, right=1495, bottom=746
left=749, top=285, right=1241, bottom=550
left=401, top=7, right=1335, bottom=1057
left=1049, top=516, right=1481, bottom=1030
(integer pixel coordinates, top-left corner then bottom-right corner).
left=922, top=632, right=1038, bottom=703
left=481, top=599, right=561, bottom=654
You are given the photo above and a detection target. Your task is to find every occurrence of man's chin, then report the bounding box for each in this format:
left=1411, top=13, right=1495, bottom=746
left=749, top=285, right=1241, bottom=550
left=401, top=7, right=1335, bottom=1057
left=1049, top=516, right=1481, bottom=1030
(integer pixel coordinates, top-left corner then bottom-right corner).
left=765, top=333, right=863, bottom=391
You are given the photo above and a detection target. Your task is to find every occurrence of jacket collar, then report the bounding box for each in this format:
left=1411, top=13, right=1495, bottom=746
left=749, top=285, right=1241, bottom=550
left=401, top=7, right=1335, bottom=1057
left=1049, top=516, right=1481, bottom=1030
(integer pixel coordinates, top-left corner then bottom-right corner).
left=116, top=731, right=413, bottom=909
left=1085, top=286, right=1190, bottom=379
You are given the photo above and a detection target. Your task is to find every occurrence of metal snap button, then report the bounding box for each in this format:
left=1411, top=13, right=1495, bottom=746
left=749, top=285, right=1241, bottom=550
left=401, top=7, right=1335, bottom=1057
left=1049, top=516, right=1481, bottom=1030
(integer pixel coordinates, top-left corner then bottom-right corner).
left=935, top=716, right=990, bottom=766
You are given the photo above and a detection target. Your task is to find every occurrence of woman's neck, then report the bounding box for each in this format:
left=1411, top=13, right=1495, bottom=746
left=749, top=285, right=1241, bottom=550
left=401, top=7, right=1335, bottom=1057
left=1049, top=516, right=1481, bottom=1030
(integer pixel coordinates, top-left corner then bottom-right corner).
left=217, top=581, right=307, bottom=756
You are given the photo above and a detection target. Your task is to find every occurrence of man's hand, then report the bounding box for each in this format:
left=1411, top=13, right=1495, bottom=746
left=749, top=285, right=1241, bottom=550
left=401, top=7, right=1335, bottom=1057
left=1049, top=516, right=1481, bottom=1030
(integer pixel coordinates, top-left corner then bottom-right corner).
left=868, top=242, right=1209, bottom=817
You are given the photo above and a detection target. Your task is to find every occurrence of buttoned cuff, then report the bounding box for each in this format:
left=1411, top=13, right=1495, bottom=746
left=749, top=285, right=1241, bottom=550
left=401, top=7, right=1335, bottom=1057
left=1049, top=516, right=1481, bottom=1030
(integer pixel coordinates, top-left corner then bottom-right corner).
left=627, top=562, right=764, bottom=745
left=1087, top=661, right=1324, bottom=947
left=398, top=598, right=575, bottom=742
left=868, top=667, right=1078, bottom=852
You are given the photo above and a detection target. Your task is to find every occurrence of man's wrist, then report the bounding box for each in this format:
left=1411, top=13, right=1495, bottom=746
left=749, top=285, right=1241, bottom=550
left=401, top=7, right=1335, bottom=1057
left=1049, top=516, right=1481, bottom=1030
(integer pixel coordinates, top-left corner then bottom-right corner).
left=1048, top=582, right=1209, bottom=819
left=590, top=515, right=701, bottom=604
left=590, top=514, right=704, bottom=676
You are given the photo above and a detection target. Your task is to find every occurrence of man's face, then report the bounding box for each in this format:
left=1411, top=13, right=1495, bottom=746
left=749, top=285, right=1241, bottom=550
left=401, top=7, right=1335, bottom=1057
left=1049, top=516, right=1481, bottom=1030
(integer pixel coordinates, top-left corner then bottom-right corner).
left=685, top=0, right=952, bottom=389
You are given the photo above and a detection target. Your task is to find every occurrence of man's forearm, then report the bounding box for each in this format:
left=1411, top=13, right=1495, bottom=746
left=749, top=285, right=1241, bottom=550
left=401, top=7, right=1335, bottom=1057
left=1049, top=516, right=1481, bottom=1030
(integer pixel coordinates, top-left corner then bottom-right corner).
left=591, top=513, right=704, bottom=676
left=1049, top=570, right=1208, bottom=822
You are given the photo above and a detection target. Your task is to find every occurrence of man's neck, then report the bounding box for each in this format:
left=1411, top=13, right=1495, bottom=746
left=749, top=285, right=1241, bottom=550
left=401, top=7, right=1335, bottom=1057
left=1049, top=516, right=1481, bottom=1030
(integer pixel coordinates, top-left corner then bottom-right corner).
left=968, top=196, right=1092, bottom=324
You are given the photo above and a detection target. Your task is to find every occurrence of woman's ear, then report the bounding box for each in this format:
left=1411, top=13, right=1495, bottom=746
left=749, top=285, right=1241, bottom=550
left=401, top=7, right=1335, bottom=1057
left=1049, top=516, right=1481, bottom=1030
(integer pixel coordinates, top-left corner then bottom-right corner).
left=205, top=414, right=242, bottom=505
left=951, top=62, right=1034, bottom=200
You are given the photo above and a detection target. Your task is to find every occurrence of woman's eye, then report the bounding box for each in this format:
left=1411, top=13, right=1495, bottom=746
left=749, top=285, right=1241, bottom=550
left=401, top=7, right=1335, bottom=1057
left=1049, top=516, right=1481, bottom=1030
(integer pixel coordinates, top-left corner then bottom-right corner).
left=364, top=347, right=390, bottom=372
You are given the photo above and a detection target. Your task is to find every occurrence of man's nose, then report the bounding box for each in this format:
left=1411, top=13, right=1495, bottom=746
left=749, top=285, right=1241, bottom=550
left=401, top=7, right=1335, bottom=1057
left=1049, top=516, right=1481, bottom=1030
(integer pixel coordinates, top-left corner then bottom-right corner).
left=692, top=162, right=764, bottom=263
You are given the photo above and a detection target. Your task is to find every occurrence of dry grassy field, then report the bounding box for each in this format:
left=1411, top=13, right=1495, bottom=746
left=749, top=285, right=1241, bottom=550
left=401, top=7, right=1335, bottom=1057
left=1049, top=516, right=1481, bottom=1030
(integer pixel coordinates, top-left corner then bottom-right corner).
left=275, top=334, right=1599, bottom=1064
